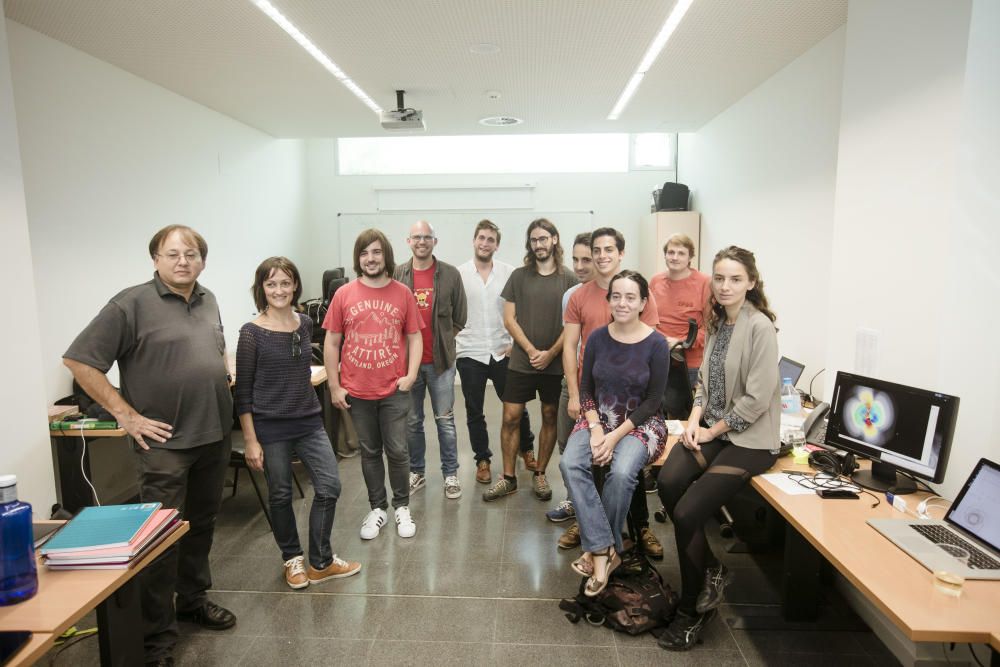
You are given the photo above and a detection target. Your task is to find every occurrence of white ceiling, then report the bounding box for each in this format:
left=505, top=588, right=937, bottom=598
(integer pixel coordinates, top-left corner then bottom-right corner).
left=3, top=0, right=846, bottom=138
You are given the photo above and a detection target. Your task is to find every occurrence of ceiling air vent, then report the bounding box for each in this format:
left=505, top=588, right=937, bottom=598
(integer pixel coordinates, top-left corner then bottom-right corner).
left=479, top=116, right=523, bottom=127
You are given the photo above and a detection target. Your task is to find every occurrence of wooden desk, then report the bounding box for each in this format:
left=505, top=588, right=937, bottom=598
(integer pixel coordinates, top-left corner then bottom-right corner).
left=655, top=436, right=999, bottom=656
left=3, top=632, right=54, bottom=667
left=0, top=521, right=188, bottom=666
left=752, top=464, right=1000, bottom=651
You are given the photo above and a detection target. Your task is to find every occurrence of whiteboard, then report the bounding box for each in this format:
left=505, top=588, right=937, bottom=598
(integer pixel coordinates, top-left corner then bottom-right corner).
left=334, top=210, right=595, bottom=272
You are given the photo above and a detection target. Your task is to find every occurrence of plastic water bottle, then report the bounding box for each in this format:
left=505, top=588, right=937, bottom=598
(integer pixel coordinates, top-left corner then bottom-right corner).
left=0, top=475, right=38, bottom=606
left=780, top=378, right=801, bottom=416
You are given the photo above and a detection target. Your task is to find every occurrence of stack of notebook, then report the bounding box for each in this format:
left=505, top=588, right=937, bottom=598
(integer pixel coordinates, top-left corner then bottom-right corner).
left=41, top=503, right=181, bottom=570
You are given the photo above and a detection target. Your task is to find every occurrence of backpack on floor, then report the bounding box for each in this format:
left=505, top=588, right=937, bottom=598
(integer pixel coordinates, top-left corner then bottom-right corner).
left=559, top=551, right=679, bottom=636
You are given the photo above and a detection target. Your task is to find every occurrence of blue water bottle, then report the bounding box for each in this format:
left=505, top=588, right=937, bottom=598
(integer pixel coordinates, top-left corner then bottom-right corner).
left=0, top=474, right=38, bottom=605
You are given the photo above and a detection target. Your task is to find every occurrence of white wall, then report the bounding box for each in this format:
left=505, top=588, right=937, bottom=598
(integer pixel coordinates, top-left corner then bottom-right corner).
left=677, top=26, right=846, bottom=393
left=7, top=20, right=309, bottom=404
left=829, top=0, right=997, bottom=499
left=0, top=18, right=54, bottom=510
left=301, top=138, right=673, bottom=286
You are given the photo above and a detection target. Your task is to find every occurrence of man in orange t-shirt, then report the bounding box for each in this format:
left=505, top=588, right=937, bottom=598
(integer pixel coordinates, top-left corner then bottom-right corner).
left=648, top=233, right=711, bottom=389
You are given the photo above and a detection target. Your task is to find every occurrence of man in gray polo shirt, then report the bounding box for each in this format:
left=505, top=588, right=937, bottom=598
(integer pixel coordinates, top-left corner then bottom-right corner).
left=64, top=225, right=235, bottom=667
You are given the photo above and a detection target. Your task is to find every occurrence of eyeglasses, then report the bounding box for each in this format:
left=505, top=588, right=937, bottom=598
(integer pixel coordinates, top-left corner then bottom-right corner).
left=291, top=331, right=301, bottom=358
left=529, top=235, right=552, bottom=246
left=156, top=251, right=202, bottom=263
left=409, top=235, right=435, bottom=242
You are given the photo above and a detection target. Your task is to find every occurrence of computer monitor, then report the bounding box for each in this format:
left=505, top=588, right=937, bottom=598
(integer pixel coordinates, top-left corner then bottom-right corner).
left=825, top=371, right=959, bottom=495
left=778, top=356, right=806, bottom=387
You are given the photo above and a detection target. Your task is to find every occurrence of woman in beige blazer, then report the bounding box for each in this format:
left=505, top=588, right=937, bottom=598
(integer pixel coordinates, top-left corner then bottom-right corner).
left=656, top=246, right=781, bottom=651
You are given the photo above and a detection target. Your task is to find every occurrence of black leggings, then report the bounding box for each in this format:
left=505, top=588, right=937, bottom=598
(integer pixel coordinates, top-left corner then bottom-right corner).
left=657, top=440, right=777, bottom=612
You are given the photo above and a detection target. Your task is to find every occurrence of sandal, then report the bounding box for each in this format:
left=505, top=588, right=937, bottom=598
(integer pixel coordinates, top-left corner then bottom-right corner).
left=584, top=547, right=621, bottom=597
left=571, top=552, right=594, bottom=577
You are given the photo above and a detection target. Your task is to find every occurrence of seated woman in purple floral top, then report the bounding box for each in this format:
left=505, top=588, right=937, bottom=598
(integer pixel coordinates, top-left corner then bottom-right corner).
left=559, top=270, right=669, bottom=596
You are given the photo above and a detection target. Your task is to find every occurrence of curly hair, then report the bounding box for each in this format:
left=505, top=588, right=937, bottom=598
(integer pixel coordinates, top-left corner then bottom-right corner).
left=522, top=218, right=565, bottom=271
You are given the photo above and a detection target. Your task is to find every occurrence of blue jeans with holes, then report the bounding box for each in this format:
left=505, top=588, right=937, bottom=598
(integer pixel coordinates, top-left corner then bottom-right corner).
left=262, top=427, right=341, bottom=570
left=407, top=363, right=459, bottom=477
left=559, top=430, right=649, bottom=553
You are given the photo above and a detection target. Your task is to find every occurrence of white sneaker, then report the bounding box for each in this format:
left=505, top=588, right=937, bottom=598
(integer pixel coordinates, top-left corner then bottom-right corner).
left=395, top=506, right=416, bottom=538
left=444, top=475, right=462, bottom=499
left=360, top=508, right=388, bottom=540
left=409, top=472, right=426, bottom=494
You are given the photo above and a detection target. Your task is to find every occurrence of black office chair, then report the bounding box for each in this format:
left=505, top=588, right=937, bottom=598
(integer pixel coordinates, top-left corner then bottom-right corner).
left=662, top=318, right=698, bottom=419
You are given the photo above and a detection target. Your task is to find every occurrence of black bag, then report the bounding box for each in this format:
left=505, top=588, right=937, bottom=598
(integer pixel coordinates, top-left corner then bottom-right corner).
left=656, top=182, right=690, bottom=211
left=559, top=552, right=678, bottom=636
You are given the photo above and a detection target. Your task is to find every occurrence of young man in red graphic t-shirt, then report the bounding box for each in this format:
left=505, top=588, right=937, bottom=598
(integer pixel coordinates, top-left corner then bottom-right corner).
left=323, top=229, right=423, bottom=541
left=393, top=220, right=467, bottom=501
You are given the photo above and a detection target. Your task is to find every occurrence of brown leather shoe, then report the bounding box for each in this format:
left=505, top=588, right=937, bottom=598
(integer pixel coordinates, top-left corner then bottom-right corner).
left=520, top=449, right=538, bottom=471
left=558, top=521, right=581, bottom=550
left=640, top=526, right=664, bottom=560
left=476, top=460, right=491, bottom=484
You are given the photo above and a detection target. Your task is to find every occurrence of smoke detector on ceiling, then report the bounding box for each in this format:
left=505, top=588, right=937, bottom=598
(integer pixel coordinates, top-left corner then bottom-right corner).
left=479, top=115, right=523, bottom=127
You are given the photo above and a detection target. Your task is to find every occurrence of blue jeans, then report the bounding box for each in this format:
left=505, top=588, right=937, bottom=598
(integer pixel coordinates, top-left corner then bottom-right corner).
left=407, top=363, right=459, bottom=477
left=559, top=430, right=648, bottom=553
left=456, top=356, right=534, bottom=463
left=262, top=427, right=341, bottom=570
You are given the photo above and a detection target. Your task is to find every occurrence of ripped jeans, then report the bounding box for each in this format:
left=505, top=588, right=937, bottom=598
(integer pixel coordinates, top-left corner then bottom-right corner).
left=406, top=363, right=458, bottom=478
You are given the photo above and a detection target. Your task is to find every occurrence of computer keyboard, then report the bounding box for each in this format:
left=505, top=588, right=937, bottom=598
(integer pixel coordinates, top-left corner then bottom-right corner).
left=911, top=524, right=1000, bottom=570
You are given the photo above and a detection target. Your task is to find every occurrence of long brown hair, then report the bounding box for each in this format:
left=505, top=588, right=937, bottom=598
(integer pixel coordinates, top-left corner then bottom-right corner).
left=352, top=228, right=395, bottom=278
left=707, top=246, right=777, bottom=334
left=522, top=218, right=565, bottom=271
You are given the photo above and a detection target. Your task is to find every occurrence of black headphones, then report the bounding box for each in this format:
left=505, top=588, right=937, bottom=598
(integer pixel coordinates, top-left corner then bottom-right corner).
left=808, top=450, right=858, bottom=476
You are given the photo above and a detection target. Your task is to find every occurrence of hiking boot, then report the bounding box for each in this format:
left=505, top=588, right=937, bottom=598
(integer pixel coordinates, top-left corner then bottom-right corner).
left=558, top=521, right=581, bottom=549
left=520, top=449, right=538, bottom=471
left=307, top=555, right=361, bottom=583
left=283, top=555, right=309, bottom=589
left=482, top=477, right=517, bottom=502
left=475, top=460, right=491, bottom=484
left=444, top=475, right=462, bottom=499
left=545, top=500, right=575, bottom=523
left=639, top=526, right=664, bottom=560
left=359, top=508, right=388, bottom=540
left=532, top=474, right=552, bottom=501
left=695, top=563, right=734, bottom=613
left=395, top=506, right=416, bottom=538
left=409, top=472, right=426, bottom=494
left=657, top=609, right=715, bottom=651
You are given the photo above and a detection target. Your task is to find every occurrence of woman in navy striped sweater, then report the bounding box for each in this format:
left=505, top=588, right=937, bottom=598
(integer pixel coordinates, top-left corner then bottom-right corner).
left=236, top=257, right=361, bottom=589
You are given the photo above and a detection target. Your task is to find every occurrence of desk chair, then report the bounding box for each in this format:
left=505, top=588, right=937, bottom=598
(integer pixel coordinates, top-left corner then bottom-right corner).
left=228, top=439, right=304, bottom=532
left=662, top=318, right=698, bottom=419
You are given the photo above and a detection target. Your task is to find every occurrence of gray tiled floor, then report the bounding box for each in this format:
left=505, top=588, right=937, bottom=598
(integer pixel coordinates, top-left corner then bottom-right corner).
left=42, top=397, right=900, bottom=666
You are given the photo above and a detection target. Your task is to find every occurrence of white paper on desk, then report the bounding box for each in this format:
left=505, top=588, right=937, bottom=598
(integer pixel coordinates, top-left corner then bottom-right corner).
left=665, top=420, right=684, bottom=436
left=758, top=473, right=817, bottom=496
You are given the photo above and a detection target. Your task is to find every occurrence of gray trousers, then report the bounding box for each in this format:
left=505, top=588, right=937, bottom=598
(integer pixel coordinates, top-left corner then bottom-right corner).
left=349, top=390, right=411, bottom=510
left=135, top=437, right=231, bottom=659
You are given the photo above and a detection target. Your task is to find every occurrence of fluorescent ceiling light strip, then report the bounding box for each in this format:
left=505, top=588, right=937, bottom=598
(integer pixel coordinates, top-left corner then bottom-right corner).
left=607, top=0, right=694, bottom=120
left=251, top=0, right=382, bottom=113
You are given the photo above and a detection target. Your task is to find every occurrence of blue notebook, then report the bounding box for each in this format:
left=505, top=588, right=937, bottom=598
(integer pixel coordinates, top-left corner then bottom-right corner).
left=41, top=503, right=162, bottom=554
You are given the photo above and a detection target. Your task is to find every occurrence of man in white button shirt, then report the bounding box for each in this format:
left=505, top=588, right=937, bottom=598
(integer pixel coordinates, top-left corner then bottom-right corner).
left=456, top=220, right=536, bottom=484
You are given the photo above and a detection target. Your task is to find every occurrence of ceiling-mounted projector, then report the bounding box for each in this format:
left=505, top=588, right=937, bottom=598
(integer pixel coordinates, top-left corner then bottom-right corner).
left=381, top=90, right=425, bottom=131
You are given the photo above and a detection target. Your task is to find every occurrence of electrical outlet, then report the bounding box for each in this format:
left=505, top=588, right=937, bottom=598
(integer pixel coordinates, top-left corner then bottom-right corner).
left=855, top=328, right=879, bottom=376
